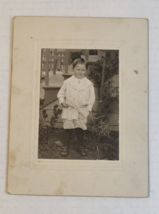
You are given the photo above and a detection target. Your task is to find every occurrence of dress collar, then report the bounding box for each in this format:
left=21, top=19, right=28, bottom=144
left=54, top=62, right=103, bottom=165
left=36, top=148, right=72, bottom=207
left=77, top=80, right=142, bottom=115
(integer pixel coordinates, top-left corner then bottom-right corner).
left=73, top=75, right=85, bottom=82
left=68, top=75, right=93, bottom=91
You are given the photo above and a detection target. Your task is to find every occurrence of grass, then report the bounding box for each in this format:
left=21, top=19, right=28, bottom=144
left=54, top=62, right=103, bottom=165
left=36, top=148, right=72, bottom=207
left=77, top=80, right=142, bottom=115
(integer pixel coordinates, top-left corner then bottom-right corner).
left=38, top=128, right=119, bottom=160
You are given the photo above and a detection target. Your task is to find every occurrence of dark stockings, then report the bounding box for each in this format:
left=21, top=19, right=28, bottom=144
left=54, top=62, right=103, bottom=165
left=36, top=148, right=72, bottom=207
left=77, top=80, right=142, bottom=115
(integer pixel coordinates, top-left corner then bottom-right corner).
left=75, top=128, right=87, bottom=156
left=75, top=128, right=84, bottom=147
left=62, top=128, right=87, bottom=156
left=63, top=129, right=73, bottom=148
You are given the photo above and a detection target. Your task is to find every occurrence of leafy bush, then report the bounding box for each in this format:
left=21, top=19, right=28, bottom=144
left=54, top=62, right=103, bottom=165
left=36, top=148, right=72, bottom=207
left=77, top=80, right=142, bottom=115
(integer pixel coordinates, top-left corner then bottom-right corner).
left=39, top=109, right=49, bottom=145
left=89, top=60, right=103, bottom=86
left=88, top=50, right=119, bottom=141
left=89, top=51, right=119, bottom=87
left=39, top=105, right=62, bottom=146
left=89, top=111, right=112, bottom=142
left=50, top=105, right=62, bottom=127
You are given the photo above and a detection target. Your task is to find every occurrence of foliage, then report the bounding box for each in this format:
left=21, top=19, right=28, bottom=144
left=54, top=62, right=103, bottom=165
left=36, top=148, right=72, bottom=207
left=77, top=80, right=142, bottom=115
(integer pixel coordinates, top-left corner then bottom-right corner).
left=88, top=51, right=119, bottom=141
left=50, top=105, right=62, bottom=127
left=89, top=51, right=119, bottom=87
left=103, top=80, right=119, bottom=101
left=39, top=105, right=62, bottom=146
left=89, top=50, right=119, bottom=107
left=39, top=109, right=48, bottom=127
left=89, top=111, right=112, bottom=142
left=102, top=80, right=119, bottom=114
left=89, top=60, right=103, bottom=86
left=39, top=109, right=49, bottom=145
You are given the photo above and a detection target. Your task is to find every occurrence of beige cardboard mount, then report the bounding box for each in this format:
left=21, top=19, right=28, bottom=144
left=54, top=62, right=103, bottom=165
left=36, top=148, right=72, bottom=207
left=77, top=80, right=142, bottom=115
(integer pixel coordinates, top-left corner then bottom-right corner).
left=7, top=17, right=148, bottom=197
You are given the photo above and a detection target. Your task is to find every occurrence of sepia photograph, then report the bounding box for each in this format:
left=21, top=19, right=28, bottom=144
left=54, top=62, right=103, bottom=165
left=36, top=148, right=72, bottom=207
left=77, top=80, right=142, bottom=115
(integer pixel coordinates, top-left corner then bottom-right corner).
left=7, top=17, right=148, bottom=197
left=38, top=48, right=119, bottom=160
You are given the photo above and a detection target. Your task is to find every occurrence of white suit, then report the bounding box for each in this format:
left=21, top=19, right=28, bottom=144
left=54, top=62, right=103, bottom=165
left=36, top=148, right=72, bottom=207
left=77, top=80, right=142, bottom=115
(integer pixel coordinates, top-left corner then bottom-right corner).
left=57, top=75, right=95, bottom=130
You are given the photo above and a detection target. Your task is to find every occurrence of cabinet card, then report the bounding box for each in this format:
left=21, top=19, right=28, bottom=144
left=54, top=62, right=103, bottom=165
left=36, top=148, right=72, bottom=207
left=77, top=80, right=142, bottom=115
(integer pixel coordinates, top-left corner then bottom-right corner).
left=7, top=17, right=148, bottom=197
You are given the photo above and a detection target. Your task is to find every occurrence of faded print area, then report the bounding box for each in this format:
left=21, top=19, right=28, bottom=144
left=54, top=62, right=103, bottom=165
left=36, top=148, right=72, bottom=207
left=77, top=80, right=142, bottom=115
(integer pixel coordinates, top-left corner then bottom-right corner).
left=39, top=49, right=119, bottom=160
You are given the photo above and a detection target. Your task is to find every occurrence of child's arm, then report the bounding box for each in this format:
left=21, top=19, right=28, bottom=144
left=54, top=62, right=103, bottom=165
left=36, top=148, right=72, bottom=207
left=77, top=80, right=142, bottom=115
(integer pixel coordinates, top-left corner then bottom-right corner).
left=57, top=81, right=68, bottom=108
left=87, top=85, right=96, bottom=112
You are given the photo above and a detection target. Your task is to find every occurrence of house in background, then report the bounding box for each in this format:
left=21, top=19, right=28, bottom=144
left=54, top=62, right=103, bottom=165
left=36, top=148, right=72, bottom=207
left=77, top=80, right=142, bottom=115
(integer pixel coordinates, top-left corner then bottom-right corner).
left=40, top=49, right=119, bottom=131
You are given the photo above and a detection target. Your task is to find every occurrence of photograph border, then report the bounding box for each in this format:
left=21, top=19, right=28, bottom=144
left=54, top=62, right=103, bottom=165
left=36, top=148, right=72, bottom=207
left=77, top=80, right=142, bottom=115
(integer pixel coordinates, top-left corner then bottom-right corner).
left=7, top=17, right=148, bottom=197
left=31, top=40, right=126, bottom=171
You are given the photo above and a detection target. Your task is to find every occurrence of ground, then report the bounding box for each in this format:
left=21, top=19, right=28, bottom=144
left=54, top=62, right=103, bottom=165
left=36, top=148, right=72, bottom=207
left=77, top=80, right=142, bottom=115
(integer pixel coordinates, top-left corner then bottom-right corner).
left=38, top=127, right=119, bottom=160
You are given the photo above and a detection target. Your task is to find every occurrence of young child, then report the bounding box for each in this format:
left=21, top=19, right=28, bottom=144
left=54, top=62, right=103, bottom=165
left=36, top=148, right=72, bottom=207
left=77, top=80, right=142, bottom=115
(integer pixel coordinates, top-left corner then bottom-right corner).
left=57, top=58, right=95, bottom=157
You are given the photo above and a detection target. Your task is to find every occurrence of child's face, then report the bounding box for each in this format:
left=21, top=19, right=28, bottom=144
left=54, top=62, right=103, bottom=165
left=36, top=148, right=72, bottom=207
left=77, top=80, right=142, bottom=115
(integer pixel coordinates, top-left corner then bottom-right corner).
left=73, top=63, right=86, bottom=79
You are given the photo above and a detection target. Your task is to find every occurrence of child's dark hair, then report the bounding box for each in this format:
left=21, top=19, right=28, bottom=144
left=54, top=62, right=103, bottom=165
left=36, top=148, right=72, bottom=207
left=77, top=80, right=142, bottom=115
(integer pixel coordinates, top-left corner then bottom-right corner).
left=72, top=58, right=88, bottom=69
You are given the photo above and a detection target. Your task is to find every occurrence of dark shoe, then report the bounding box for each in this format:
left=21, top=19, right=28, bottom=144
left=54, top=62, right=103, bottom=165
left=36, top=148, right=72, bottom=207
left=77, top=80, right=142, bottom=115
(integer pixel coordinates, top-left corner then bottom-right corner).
left=60, top=146, right=68, bottom=157
left=78, top=147, right=87, bottom=156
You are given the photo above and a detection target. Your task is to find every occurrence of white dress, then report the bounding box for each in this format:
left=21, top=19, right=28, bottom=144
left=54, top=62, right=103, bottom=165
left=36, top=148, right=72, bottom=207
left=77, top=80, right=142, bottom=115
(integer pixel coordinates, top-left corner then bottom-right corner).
left=57, top=75, right=95, bottom=130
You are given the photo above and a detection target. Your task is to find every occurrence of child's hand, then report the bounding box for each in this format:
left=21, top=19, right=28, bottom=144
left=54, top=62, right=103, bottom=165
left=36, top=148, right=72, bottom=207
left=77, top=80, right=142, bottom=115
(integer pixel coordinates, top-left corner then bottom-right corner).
left=61, top=102, right=69, bottom=108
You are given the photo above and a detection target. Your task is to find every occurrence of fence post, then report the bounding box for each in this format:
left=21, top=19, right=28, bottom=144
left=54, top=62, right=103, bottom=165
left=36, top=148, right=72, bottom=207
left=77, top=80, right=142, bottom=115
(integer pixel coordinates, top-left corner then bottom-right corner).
left=53, top=49, right=57, bottom=74
left=64, top=49, right=71, bottom=73
left=45, top=49, right=50, bottom=86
